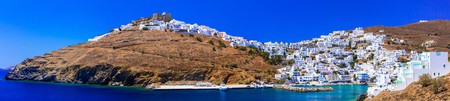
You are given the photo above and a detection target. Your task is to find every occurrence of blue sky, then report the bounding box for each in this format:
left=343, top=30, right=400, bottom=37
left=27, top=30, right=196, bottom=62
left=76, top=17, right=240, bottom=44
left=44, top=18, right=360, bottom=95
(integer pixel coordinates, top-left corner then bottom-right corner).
left=0, top=0, right=449, bottom=68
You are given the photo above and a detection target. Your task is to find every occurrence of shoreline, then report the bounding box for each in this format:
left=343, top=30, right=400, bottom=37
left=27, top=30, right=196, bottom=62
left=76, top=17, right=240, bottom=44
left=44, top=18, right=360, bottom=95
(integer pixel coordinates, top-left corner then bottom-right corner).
left=290, top=83, right=368, bottom=87
left=274, top=85, right=334, bottom=92
left=2, top=76, right=367, bottom=91
left=150, top=85, right=274, bottom=90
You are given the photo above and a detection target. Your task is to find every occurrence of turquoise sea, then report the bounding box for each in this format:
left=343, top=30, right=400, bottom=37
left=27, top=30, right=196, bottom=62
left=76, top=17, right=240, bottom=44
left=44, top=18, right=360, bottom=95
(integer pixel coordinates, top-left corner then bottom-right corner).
left=0, top=70, right=367, bottom=101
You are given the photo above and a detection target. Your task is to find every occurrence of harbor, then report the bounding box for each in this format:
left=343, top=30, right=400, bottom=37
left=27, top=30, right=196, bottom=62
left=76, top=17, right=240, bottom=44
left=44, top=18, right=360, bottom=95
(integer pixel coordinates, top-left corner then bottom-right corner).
left=152, top=85, right=274, bottom=90
left=274, top=85, right=334, bottom=92
left=147, top=82, right=274, bottom=90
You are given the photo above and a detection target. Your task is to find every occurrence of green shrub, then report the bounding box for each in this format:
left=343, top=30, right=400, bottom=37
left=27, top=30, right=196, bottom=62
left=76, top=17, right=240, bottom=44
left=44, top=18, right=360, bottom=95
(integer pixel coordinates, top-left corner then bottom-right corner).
left=267, top=55, right=283, bottom=65
left=238, top=46, right=247, bottom=51
left=189, top=34, right=194, bottom=37
left=208, top=40, right=214, bottom=45
left=212, top=47, right=216, bottom=51
left=218, top=40, right=227, bottom=48
left=231, top=63, right=238, bottom=68
left=432, top=77, right=446, bottom=93
left=140, top=50, right=145, bottom=55
left=109, top=29, right=114, bottom=32
left=419, top=74, right=433, bottom=87
left=273, top=79, right=286, bottom=84
left=112, top=46, right=119, bottom=50
left=195, top=37, right=203, bottom=42
left=142, top=27, right=149, bottom=30
left=248, top=49, right=258, bottom=55
left=180, top=34, right=184, bottom=37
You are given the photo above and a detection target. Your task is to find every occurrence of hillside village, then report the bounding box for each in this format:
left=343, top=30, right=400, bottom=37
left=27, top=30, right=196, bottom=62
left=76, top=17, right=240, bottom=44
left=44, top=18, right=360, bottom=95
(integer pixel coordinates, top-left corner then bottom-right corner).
left=89, top=13, right=450, bottom=98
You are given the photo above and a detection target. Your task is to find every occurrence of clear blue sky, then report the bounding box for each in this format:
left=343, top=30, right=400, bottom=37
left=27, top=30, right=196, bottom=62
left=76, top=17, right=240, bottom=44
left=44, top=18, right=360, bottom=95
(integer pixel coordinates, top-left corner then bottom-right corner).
left=0, top=0, right=449, bottom=68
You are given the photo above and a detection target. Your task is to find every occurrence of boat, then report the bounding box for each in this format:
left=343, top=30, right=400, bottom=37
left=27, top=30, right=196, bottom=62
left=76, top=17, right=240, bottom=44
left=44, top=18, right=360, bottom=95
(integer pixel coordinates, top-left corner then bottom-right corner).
left=253, top=82, right=259, bottom=88
left=219, top=82, right=227, bottom=91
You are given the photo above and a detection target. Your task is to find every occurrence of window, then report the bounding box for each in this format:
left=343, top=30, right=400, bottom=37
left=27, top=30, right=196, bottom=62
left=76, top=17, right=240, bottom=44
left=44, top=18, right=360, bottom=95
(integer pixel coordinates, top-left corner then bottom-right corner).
left=444, top=64, right=446, bottom=68
left=434, top=73, right=436, bottom=76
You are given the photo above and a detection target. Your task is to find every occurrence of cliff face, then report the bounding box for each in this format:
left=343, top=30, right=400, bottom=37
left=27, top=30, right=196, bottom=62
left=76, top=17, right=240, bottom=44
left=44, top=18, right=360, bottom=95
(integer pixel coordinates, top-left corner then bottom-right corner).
left=5, top=30, right=277, bottom=87
left=369, top=73, right=450, bottom=101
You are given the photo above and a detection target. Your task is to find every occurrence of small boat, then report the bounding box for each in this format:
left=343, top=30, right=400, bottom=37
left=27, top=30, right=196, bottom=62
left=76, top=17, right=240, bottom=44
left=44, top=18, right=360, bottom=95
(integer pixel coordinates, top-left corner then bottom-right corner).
left=219, top=82, right=227, bottom=91
left=261, top=84, right=267, bottom=88
left=253, top=82, right=259, bottom=88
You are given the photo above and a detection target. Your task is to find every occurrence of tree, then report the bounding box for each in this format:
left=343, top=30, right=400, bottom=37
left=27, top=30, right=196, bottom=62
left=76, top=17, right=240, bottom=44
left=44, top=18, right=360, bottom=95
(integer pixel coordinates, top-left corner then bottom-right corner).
left=338, top=64, right=347, bottom=68
left=350, top=62, right=356, bottom=70
left=287, top=76, right=292, bottom=80
left=333, top=71, right=339, bottom=75
left=316, top=70, right=320, bottom=74
left=369, top=76, right=377, bottom=83
left=369, top=53, right=375, bottom=60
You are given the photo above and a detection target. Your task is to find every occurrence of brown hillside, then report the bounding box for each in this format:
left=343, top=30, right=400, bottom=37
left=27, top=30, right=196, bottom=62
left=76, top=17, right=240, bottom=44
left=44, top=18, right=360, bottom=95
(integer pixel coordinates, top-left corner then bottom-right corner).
left=365, top=20, right=450, bottom=54
left=5, top=30, right=277, bottom=87
left=369, top=73, right=450, bottom=101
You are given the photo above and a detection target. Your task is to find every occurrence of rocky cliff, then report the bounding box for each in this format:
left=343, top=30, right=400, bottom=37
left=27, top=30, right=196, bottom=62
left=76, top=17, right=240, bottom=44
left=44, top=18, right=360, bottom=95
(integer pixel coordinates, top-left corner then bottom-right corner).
left=5, top=30, right=277, bottom=87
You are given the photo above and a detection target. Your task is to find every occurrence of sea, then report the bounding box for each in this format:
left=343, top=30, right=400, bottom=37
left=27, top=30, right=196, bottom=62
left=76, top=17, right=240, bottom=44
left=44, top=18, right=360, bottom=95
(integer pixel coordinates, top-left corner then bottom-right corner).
left=0, top=70, right=367, bottom=101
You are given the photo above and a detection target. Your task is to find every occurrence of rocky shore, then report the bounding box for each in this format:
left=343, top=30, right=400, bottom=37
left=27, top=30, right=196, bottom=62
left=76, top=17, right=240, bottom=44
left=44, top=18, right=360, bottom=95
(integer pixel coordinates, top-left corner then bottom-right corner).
left=274, top=85, right=333, bottom=92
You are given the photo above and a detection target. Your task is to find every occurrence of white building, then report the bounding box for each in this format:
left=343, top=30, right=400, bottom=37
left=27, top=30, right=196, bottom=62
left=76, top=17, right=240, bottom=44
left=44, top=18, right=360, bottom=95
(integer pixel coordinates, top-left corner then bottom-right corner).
left=408, top=52, right=450, bottom=80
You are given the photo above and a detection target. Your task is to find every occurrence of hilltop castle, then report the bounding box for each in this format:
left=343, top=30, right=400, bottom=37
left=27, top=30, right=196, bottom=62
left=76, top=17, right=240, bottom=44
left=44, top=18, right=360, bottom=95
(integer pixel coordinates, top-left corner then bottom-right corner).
left=152, top=12, right=172, bottom=22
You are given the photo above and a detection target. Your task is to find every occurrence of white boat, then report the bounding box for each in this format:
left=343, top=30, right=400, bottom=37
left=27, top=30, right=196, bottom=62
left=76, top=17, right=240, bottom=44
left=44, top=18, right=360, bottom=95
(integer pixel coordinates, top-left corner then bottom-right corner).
left=219, top=83, right=227, bottom=91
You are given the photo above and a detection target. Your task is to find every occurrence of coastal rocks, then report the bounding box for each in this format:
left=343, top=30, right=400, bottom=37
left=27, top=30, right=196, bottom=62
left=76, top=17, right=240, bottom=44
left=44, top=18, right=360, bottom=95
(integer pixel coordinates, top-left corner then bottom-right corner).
left=356, top=93, right=368, bottom=101
left=274, top=85, right=333, bottom=92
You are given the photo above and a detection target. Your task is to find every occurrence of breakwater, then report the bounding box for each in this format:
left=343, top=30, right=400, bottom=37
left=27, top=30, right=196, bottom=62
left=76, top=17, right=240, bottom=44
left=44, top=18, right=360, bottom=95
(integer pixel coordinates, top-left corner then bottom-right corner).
left=274, top=85, right=333, bottom=92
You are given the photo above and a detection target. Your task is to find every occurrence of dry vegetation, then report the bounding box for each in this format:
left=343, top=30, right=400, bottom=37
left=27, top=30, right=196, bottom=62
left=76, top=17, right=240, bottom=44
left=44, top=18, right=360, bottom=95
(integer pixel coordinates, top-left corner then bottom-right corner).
left=369, top=74, right=449, bottom=101
left=365, top=20, right=450, bottom=59
left=6, top=30, right=277, bottom=87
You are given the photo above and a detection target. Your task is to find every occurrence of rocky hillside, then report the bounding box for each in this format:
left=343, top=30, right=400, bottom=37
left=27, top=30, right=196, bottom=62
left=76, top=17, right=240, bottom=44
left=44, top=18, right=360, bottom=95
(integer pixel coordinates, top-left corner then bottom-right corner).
left=369, top=73, right=450, bottom=101
left=365, top=20, right=450, bottom=54
left=5, top=30, right=277, bottom=87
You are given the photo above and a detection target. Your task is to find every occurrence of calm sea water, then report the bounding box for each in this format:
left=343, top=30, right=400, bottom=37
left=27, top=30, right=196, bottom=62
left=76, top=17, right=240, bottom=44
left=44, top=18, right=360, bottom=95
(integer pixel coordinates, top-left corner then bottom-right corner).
left=0, top=70, right=367, bottom=101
